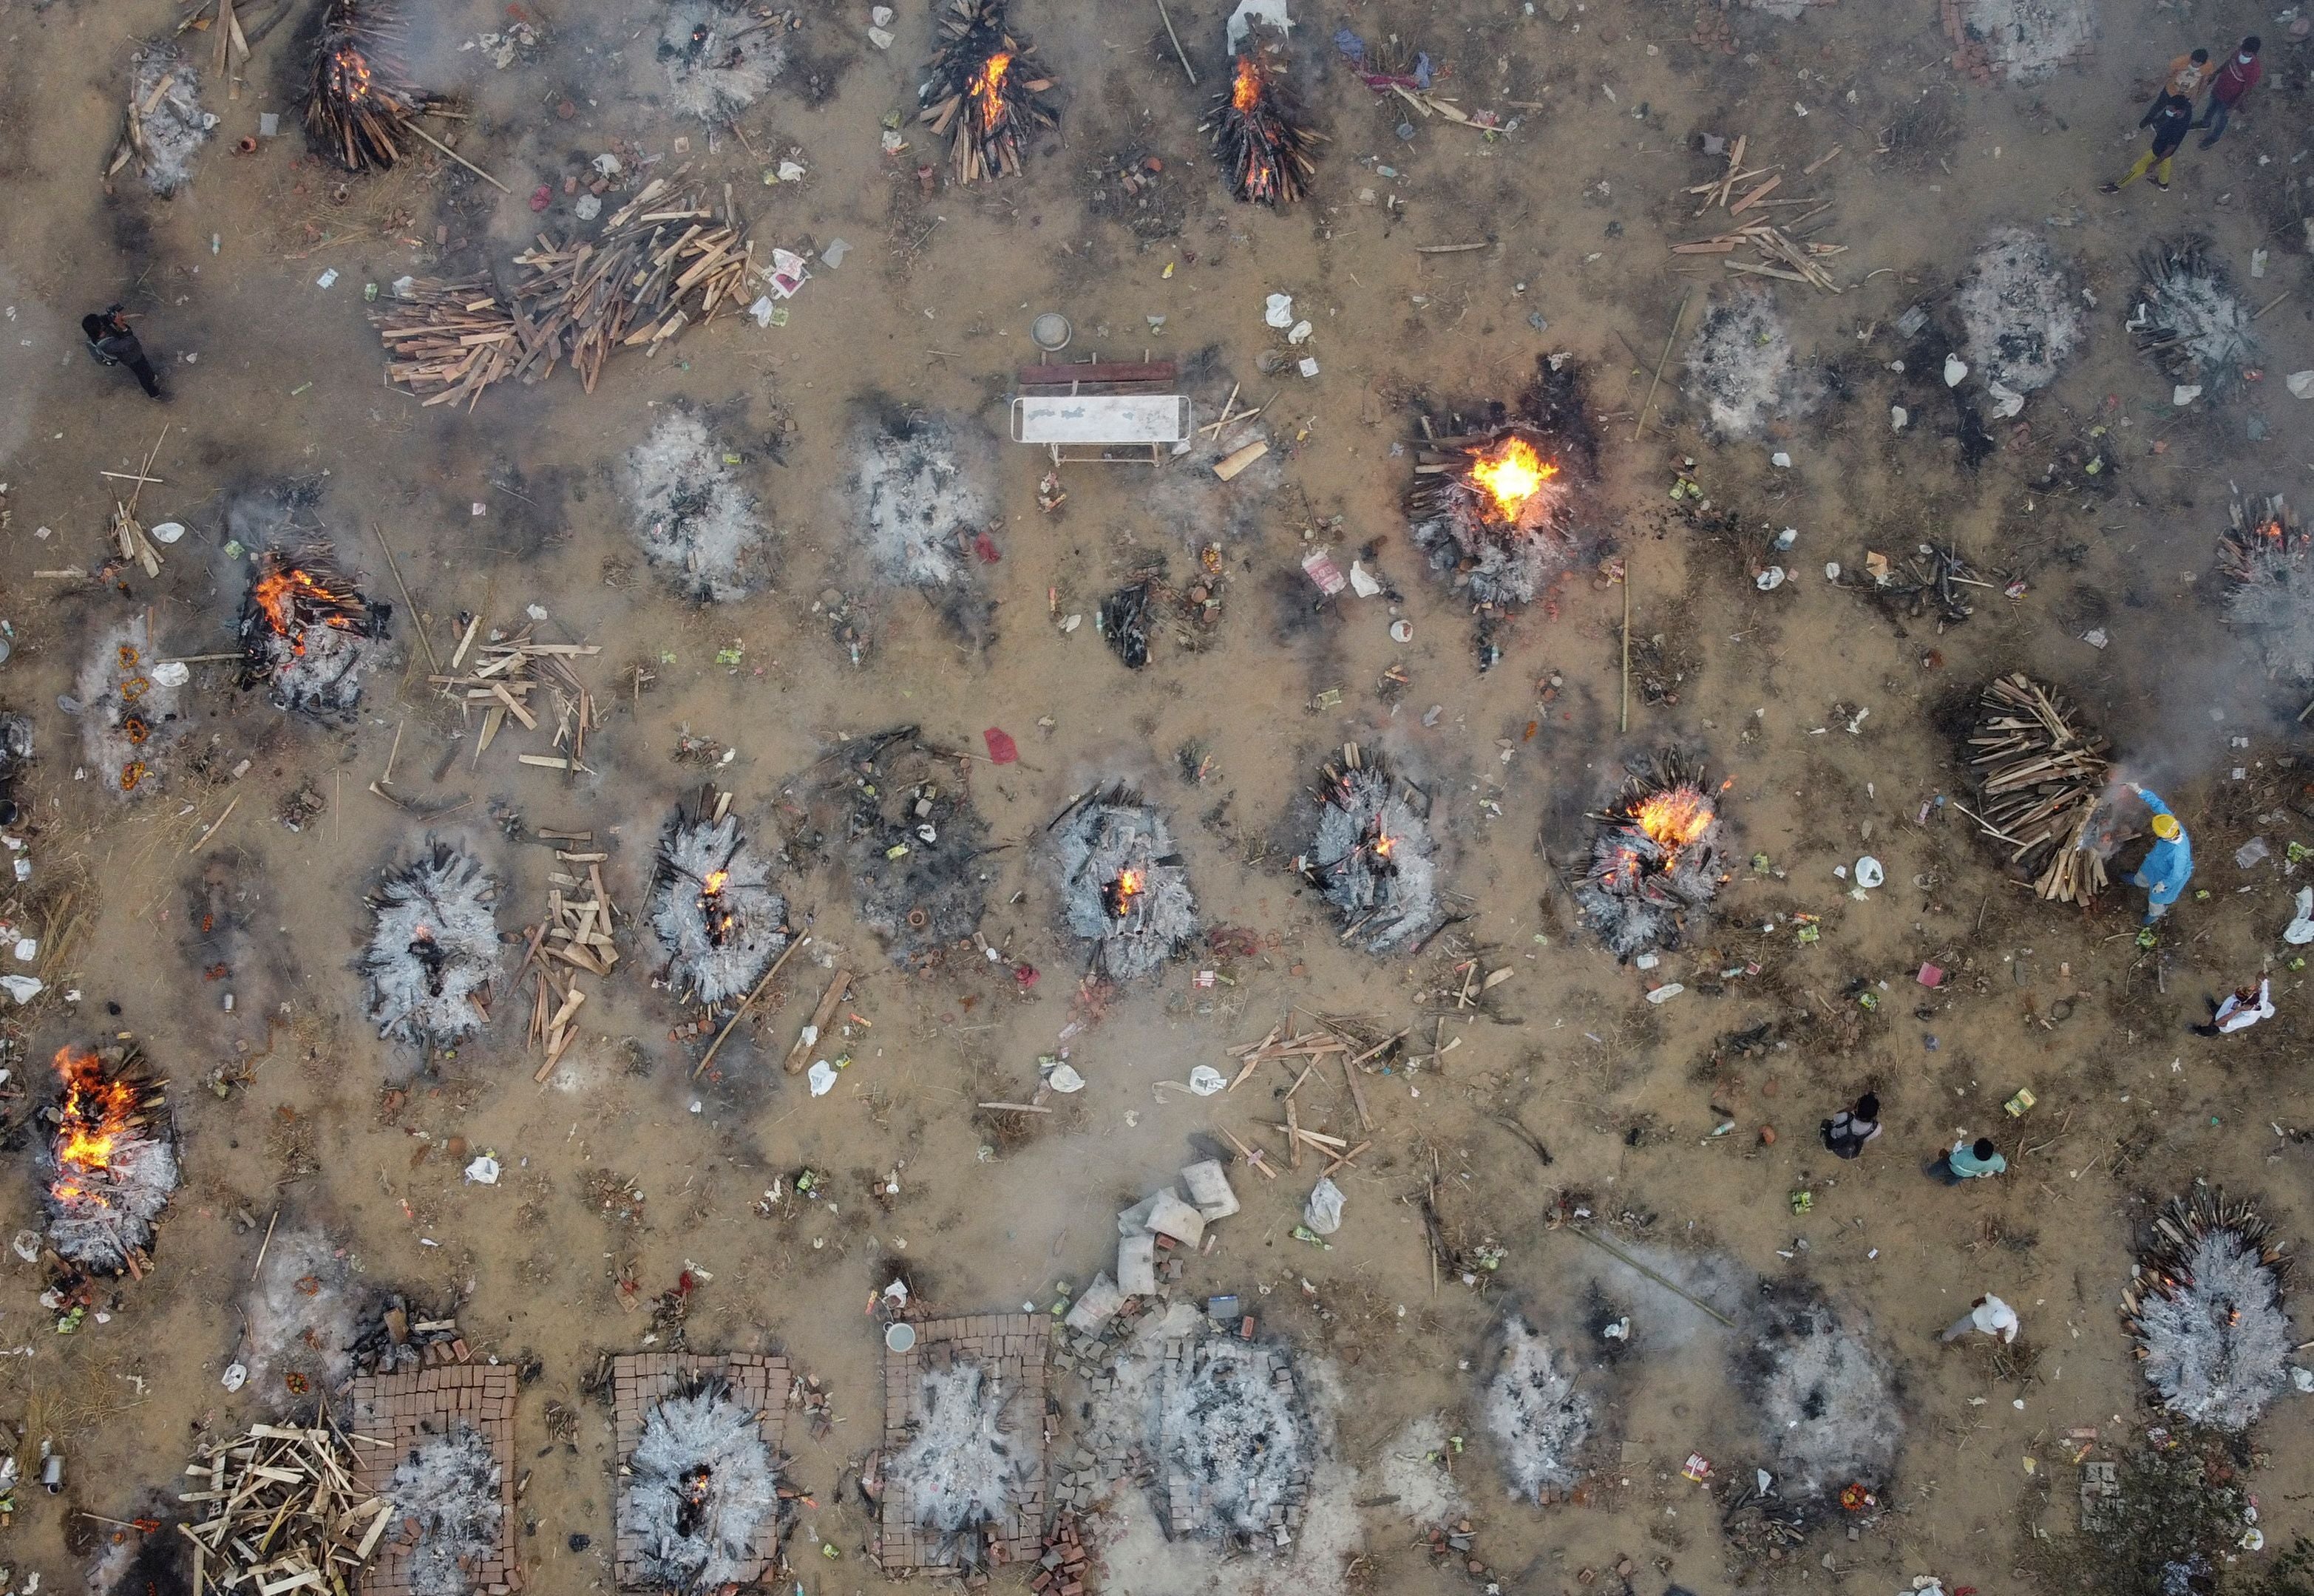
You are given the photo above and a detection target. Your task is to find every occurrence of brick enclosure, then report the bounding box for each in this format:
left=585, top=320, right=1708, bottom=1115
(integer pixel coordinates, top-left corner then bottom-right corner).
left=1944, top=0, right=2096, bottom=82
left=878, top=1314, right=1051, bottom=1575
left=347, top=1367, right=520, bottom=1595
left=610, top=1352, right=790, bottom=1589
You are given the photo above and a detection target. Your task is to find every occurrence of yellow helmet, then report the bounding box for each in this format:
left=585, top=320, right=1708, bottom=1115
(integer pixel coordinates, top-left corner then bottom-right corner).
left=2151, top=812, right=2182, bottom=841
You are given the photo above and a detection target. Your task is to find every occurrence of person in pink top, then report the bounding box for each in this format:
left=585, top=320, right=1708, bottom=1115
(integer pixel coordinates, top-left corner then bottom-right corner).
left=2193, top=36, right=2261, bottom=148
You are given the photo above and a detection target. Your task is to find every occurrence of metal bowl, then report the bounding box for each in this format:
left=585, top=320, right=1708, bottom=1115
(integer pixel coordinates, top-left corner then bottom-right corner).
left=885, top=1321, right=917, bottom=1352
left=1030, top=312, right=1073, bottom=353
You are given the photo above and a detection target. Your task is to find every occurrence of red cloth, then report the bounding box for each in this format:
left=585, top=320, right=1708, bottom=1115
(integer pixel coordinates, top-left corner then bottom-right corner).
left=982, top=727, right=1018, bottom=764
left=2212, top=54, right=2262, bottom=104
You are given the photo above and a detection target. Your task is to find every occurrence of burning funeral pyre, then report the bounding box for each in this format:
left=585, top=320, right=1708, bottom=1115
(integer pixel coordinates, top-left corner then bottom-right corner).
left=917, top=0, right=1058, bottom=186
left=2220, top=494, right=2314, bottom=685
left=659, top=0, right=787, bottom=123
left=1052, top=789, right=1198, bottom=981
left=1408, top=427, right=1569, bottom=612
left=385, top=1426, right=507, bottom=1596
left=362, top=843, right=503, bottom=1049
left=831, top=729, right=991, bottom=965
left=304, top=0, right=430, bottom=172
left=1958, top=673, right=2114, bottom=905
left=620, top=1377, right=784, bottom=1591
left=237, top=546, right=392, bottom=716
left=1204, top=52, right=1323, bottom=206
left=2125, top=1189, right=2296, bottom=1433
left=2131, top=234, right=2256, bottom=395
left=650, top=796, right=788, bottom=1005
left=41, top=1046, right=177, bottom=1277
left=1571, top=756, right=1726, bottom=959
left=1156, top=1335, right=1316, bottom=1544
left=1298, top=743, right=1442, bottom=954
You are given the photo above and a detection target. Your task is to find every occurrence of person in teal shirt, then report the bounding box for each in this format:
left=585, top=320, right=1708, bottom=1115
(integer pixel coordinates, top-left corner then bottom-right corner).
left=2127, top=783, right=2193, bottom=924
left=1930, top=1136, right=2006, bottom=1184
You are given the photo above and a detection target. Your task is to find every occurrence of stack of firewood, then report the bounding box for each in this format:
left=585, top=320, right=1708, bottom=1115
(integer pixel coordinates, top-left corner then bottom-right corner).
left=918, top=0, right=1059, bottom=185
left=176, top=1420, right=392, bottom=1594
left=1960, top=672, right=2113, bottom=903
left=509, top=180, right=756, bottom=391
left=427, top=625, right=600, bottom=772
left=370, top=277, right=520, bottom=410
left=519, top=830, right=620, bottom=1081
left=1672, top=135, right=1847, bottom=293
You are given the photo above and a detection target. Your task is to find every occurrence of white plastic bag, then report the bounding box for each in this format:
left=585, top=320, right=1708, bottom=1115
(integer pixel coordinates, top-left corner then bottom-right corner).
left=1302, top=1177, right=1344, bottom=1236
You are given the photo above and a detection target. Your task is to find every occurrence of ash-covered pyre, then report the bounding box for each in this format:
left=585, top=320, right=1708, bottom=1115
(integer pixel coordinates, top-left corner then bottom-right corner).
left=1957, top=226, right=2086, bottom=395
left=1203, top=52, right=1322, bottom=205
left=362, top=843, right=502, bottom=1049
left=650, top=795, right=788, bottom=1005
left=892, top=1359, right=1035, bottom=1566
left=1960, top=673, right=2113, bottom=904
left=1741, top=1283, right=1900, bottom=1499
left=78, top=617, right=181, bottom=798
left=829, top=729, right=991, bottom=965
left=237, top=546, right=392, bottom=716
left=1052, top=789, right=1198, bottom=982
left=625, top=411, right=768, bottom=602
left=1483, top=1317, right=1592, bottom=1502
left=2125, top=1189, right=2295, bottom=1433
left=1572, top=755, right=1726, bottom=958
left=121, top=45, right=212, bottom=197
left=1298, top=743, right=1441, bottom=954
left=41, top=1047, right=177, bottom=1277
left=659, top=0, right=788, bottom=123
left=1683, top=291, right=1820, bottom=441
left=620, top=1377, right=783, bottom=1592
left=385, top=1426, right=506, bottom=1596
left=853, top=412, right=997, bottom=594
left=2221, top=494, right=2314, bottom=685
left=918, top=0, right=1059, bottom=185
left=1157, top=1334, right=1316, bottom=1544
left=304, top=0, right=430, bottom=172
left=2131, top=235, right=2256, bottom=395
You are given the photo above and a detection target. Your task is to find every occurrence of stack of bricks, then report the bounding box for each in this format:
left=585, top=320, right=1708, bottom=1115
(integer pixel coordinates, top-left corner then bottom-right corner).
left=609, top=1352, right=789, bottom=1589
left=346, top=1366, right=520, bottom=1595
left=1028, top=1510, right=1095, bottom=1596
left=877, top=1314, right=1051, bottom=1576
left=1156, top=1337, right=1312, bottom=1543
left=1943, top=0, right=2096, bottom=83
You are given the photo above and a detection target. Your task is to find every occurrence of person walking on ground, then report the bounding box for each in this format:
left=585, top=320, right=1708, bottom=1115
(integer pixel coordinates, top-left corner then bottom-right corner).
left=2125, top=782, right=2193, bottom=922
left=2193, top=37, right=2262, bottom=148
left=1929, top=1135, right=2006, bottom=1184
left=1821, top=1093, right=1884, bottom=1161
left=2100, top=89, right=2196, bottom=193
left=2193, top=976, right=2273, bottom=1036
left=1941, top=1293, right=2020, bottom=1343
left=81, top=305, right=163, bottom=398
left=2165, top=47, right=2214, bottom=98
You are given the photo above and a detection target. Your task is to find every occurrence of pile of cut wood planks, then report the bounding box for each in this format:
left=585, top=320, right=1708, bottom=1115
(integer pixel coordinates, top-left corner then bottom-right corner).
left=520, top=830, right=620, bottom=1081
left=369, top=278, right=521, bottom=410
left=176, top=1420, right=391, bottom=1595
left=1673, top=135, right=1847, bottom=293
left=428, top=626, right=601, bottom=774
left=1960, top=672, right=2114, bottom=903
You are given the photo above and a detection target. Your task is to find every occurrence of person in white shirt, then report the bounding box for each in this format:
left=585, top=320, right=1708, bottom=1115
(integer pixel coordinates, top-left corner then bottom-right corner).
left=1941, top=1294, right=2019, bottom=1343
left=2193, top=977, right=2273, bottom=1037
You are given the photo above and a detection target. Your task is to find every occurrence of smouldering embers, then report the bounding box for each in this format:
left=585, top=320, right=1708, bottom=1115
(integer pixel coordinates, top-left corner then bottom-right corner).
left=659, top=0, right=789, bottom=123
left=1301, top=747, right=1441, bottom=954
left=1406, top=426, right=1573, bottom=609
left=1204, top=53, right=1323, bottom=205
left=2125, top=1189, right=2295, bottom=1433
left=362, top=843, right=502, bottom=1048
left=41, top=1047, right=177, bottom=1276
left=1571, top=758, right=1728, bottom=958
left=650, top=802, right=787, bottom=1006
left=1052, top=791, right=1198, bottom=982
left=305, top=0, right=429, bottom=171
left=621, top=1378, right=782, bottom=1592
left=238, top=547, right=391, bottom=716
left=2220, top=495, right=2314, bottom=685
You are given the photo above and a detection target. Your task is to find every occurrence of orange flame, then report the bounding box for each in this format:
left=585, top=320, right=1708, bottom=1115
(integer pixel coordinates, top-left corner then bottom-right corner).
left=51, top=1048, right=140, bottom=1201
left=1634, top=787, right=1714, bottom=853
left=1232, top=55, right=1263, bottom=113
left=1371, top=832, right=1395, bottom=860
left=332, top=47, right=374, bottom=103
left=1113, top=867, right=1144, bottom=912
left=254, top=567, right=364, bottom=658
left=1466, top=436, right=1556, bottom=520
left=702, top=870, right=729, bottom=896
left=971, top=50, right=1012, bottom=129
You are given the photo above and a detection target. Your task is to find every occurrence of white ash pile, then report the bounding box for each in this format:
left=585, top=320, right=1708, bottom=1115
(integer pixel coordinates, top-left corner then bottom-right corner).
left=41, top=1046, right=177, bottom=1277
left=239, top=1226, right=359, bottom=1392
left=659, top=0, right=787, bottom=122
left=853, top=412, right=996, bottom=591
left=2125, top=1189, right=2295, bottom=1433
left=620, top=1378, right=783, bottom=1591
left=1051, top=789, right=1198, bottom=981
left=1741, top=1283, right=1901, bottom=1498
left=1298, top=743, right=1442, bottom=954
left=1571, top=755, right=1727, bottom=959
left=1156, top=1334, right=1316, bottom=1545
left=77, top=617, right=181, bottom=798
left=650, top=794, right=789, bottom=1005
left=237, top=546, right=393, bottom=716
left=892, top=1358, right=1037, bottom=1567
left=625, top=410, right=769, bottom=602
left=385, top=1425, right=506, bottom=1596
left=2131, top=236, right=2256, bottom=395
left=1957, top=227, right=2085, bottom=396
left=1483, top=1317, right=1593, bottom=1502
left=1682, top=291, right=1821, bottom=440
left=118, top=46, right=212, bottom=195
left=2220, top=495, right=2314, bottom=685
left=362, top=843, right=503, bottom=1050
left=828, top=728, right=991, bottom=965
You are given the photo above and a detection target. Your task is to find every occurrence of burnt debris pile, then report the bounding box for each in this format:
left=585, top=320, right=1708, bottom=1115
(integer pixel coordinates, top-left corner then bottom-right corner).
left=2125, top=1189, right=2295, bottom=1433
left=1052, top=790, right=1198, bottom=981
left=893, top=1359, right=1035, bottom=1568
left=620, top=1377, right=784, bottom=1590
left=1740, top=1283, right=1901, bottom=1501
left=829, top=729, right=990, bottom=965
left=385, top=1426, right=506, bottom=1596
left=2131, top=235, right=2256, bottom=395
left=2221, top=494, right=2314, bottom=685
left=1483, top=1317, right=1593, bottom=1503
left=625, top=412, right=769, bottom=602
left=650, top=795, right=789, bottom=1005
left=1156, top=1335, right=1315, bottom=1545
left=1571, top=754, right=1726, bottom=958
left=362, top=843, right=502, bottom=1048
left=659, top=0, right=787, bottom=122
left=1299, top=743, right=1442, bottom=954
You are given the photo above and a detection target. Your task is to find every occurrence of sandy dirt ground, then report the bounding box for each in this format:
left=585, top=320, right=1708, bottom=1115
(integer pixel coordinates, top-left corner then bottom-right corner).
left=1, top=0, right=2313, bottom=1592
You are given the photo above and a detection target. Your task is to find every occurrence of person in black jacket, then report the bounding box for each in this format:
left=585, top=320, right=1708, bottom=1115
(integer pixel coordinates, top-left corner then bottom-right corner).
left=81, top=305, right=163, bottom=398
left=2100, top=90, right=2194, bottom=192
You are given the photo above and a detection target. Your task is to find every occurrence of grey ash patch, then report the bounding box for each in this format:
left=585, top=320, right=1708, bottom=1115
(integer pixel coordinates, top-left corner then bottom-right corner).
left=620, top=1378, right=782, bottom=1591
left=624, top=410, right=769, bottom=602
left=893, top=1361, right=1034, bottom=1561
left=658, top=0, right=787, bottom=122
left=649, top=798, right=789, bottom=1005
left=1740, top=1281, right=1901, bottom=1498
left=1299, top=749, right=1442, bottom=954
left=1682, top=291, right=1821, bottom=440
left=824, top=728, right=991, bottom=965
left=361, top=843, right=503, bottom=1049
left=1957, top=227, right=2085, bottom=395
left=1156, top=1335, right=1315, bottom=1543
left=385, top=1426, right=505, bottom=1596
left=1482, top=1317, right=1592, bottom=1501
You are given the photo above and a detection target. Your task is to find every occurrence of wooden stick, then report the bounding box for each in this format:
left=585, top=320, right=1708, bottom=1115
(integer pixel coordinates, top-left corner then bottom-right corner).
left=370, top=525, right=440, bottom=675
left=691, top=933, right=809, bottom=1079
left=782, top=967, right=853, bottom=1075
left=1343, top=1057, right=1374, bottom=1132
left=249, top=1206, right=279, bottom=1282
left=401, top=119, right=512, bottom=192
left=1619, top=563, right=1632, bottom=734
left=1151, top=0, right=1196, bottom=84
left=976, top=1101, right=1053, bottom=1113
left=1631, top=286, right=1691, bottom=443
left=187, top=795, right=241, bottom=855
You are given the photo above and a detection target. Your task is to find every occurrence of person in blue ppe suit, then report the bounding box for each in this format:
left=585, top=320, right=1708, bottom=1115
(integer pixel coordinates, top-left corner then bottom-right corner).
left=2127, top=782, right=2192, bottom=923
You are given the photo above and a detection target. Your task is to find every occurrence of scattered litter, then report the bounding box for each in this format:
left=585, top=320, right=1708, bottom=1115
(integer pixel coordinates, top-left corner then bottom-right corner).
left=464, top=1155, right=501, bottom=1184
